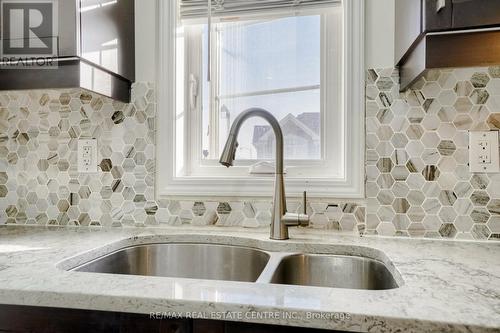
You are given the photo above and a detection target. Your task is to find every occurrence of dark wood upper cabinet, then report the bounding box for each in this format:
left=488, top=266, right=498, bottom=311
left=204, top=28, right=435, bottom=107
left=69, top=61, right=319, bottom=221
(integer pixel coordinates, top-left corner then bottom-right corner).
left=395, top=0, right=453, bottom=65
left=395, top=0, right=500, bottom=90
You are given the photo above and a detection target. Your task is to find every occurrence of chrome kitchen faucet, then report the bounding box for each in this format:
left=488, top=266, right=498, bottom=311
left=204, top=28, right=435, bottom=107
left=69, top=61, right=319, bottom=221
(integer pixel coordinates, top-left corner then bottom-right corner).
left=219, top=108, right=309, bottom=240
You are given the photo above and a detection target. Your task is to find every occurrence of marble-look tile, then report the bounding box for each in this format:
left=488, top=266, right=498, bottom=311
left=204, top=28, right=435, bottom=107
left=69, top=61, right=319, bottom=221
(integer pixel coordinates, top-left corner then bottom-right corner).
left=3, top=66, right=500, bottom=242
left=366, top=67, right=500, bottom=240
left=0, top=86, right=362, bottom=233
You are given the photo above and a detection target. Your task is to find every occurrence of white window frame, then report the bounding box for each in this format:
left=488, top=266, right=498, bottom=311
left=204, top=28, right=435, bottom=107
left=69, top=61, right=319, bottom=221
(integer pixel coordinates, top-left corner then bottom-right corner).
left=157, top=0, right=365, bottom=199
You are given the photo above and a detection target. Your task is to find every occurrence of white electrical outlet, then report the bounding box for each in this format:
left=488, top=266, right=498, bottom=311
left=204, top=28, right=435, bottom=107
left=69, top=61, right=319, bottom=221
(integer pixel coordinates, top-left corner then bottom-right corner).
left=469, top=131, right=500, bottom=173
left=78, top=139, right=98, bottom=173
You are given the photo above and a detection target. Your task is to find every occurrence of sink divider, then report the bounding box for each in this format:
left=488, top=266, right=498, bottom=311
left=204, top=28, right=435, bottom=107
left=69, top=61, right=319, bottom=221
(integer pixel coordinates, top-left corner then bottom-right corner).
left=255, top=252, right=299, bottom=283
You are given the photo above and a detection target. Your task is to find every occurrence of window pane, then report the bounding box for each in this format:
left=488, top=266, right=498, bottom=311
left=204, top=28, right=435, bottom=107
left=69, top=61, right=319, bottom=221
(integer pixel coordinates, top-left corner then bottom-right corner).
left=219, top=89, right=321, bottom=160
left=219, top=15, right=321, bottom=95
left=202, top=15, right=322, bottom=160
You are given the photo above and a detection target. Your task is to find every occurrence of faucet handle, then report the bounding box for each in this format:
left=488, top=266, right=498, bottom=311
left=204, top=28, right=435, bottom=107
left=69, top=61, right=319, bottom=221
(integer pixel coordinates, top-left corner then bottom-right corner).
left=283, top=212, right=309, bottom=227
left=303, top=191, right=307, bottom=215
left=282, top=192, right=310, bottom=227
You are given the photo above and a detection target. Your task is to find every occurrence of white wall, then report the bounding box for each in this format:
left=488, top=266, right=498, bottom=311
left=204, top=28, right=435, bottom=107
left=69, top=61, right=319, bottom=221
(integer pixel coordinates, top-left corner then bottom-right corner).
left=134, top=0, right=396, bottom=81
left=135, top=0, right=157, bottom=82
left=365, top=0, right=395, bottom=69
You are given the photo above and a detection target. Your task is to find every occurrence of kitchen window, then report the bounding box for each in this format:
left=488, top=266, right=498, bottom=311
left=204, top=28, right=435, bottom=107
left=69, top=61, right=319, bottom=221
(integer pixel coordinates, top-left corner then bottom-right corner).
left=157, top=0, right=364, bottom=198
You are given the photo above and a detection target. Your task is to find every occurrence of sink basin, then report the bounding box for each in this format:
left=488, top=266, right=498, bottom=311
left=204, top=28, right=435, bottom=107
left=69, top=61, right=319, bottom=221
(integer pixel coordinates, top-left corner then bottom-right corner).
left=69, top=241, right=400, bottom=290
left=73, top=243, right=270, bottom=282
left=270, top=254, right=398, bottom=290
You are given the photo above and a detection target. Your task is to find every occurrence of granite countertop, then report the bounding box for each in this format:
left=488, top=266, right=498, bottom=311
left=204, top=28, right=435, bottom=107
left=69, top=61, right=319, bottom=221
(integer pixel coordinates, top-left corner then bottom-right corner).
left=0, top=225, right=498, bottom=332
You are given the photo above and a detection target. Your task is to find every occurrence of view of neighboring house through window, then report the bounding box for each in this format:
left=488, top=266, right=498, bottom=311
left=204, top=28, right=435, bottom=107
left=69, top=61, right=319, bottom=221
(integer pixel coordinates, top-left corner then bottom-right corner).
left=202, top=15, right=322, bottom=161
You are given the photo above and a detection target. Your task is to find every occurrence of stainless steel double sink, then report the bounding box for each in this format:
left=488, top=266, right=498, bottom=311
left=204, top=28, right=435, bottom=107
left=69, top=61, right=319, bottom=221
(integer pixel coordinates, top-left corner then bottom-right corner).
left=71, top=243, right=399, bottom=290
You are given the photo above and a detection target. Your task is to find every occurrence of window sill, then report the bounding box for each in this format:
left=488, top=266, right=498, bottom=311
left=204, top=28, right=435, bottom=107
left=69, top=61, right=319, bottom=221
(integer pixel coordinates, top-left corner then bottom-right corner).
left=159, top=175, right=364, bottom=199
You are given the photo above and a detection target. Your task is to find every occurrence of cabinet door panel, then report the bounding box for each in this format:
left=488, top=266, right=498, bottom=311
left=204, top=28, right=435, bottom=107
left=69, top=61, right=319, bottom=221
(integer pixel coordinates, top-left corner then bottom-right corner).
left=424, top=0, right=453, bottom=31
left=225, top=321, right=344, bottom=333
left=0, top=305, right=191, bottom=333
left=192, top=319, right=225, bottom=333
left=452, top=0, right=500, bottom=28
left=80, top=0, right=136, bottom=80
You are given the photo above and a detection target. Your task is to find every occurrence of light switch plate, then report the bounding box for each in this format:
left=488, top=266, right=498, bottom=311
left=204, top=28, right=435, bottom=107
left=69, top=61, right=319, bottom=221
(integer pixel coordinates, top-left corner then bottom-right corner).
left=469, top=131, right=500, bottom=173
left=78, top=139, right=98, bottom=173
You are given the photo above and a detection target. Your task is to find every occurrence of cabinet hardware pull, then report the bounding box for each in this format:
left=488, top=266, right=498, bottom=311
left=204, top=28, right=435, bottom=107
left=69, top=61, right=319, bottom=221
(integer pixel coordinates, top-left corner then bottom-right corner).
left=436, top=0, right=446, bottom=13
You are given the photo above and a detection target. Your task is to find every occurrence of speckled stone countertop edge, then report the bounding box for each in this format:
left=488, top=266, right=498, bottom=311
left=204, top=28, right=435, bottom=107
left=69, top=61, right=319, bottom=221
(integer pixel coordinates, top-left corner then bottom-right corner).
left=0, top=225, right=498, bottom=333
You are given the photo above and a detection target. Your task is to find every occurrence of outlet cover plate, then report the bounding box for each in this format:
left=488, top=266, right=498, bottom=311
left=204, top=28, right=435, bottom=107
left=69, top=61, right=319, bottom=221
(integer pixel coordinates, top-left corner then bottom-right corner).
left=469, top=131, right=500, bottom=173
left=78, top=139, right=98, bottom=173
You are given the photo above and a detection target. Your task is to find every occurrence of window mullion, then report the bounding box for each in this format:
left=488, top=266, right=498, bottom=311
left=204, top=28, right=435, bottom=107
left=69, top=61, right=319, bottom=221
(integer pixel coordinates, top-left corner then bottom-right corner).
left=218, top=85, right=321, bottom=100
left=320, top=14, right=327, bottom=162
left=322, top=10, right=343, bottom=173
left=208, top=25, right=222, bottom=159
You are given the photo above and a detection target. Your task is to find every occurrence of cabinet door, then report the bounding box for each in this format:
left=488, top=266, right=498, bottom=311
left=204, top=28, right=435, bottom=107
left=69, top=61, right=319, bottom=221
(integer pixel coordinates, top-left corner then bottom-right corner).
left=80, top=0, right=135, bottom=81
left=452, top=0, right=500, bottom=28
left=0, top=305, right=191, bottom=333
left=192, top=320, right=225, bottom=333
left=423, top=0, right=453, bottom=31
left=225, top=322, right=345, bottom=333
left=120, top=315, right=191, bottom=333
left=395, top=0, right=423, bottom=64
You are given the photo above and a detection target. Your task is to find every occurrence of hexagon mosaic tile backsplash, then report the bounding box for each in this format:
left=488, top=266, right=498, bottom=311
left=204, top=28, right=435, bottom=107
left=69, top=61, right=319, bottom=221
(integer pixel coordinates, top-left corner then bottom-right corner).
left=0, top=67, right=500, bottom=241
left=0, top=84, right=157, bottom=227
left=0, top=83, right=364, bottom=232
left=366, top=67, right=500, bottom=241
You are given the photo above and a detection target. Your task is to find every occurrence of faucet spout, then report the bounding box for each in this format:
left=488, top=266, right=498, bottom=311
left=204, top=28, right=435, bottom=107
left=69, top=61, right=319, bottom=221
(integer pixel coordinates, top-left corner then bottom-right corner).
left=219, top=108, right=309, bottom=240
left=220, top=108, right=284, bottom=173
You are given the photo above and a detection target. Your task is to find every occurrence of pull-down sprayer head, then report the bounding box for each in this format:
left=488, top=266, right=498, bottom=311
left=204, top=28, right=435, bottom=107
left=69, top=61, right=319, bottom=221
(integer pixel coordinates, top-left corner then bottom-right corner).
left=219, top=134, right=238, bottom=167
